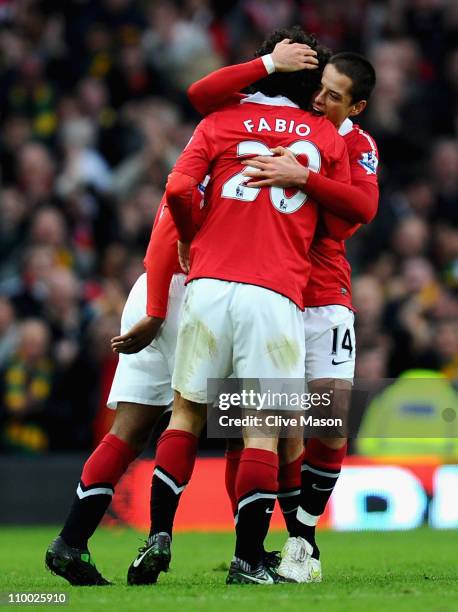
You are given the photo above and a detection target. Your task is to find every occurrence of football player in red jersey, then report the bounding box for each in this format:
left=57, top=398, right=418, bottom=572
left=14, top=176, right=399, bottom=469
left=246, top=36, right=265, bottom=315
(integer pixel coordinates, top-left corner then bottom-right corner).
left=129, top=27, right=353, bottom=586
left=44, top=38, right=319, bottom=587
left=187, top=47, right=378, bottom=582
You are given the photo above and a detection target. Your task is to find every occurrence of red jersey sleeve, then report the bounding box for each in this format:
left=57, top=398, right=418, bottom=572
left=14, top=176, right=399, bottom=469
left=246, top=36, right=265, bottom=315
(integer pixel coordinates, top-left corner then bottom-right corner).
left=326, top=135, right=351, bottom=185
left=143, top=205, right=179, bottom=318
left=347, top=128, right=379, bottom=221
left=302, top=126, right=379, bottom=225
left=304, top=170, right=379, bottom=224
left=312, top=128, right=379, bottom=240
left=166, top=117, right=216, bottom=241
left=188, top=57, right=268, bottom=116
left=173, top=117, right=216, bottom=182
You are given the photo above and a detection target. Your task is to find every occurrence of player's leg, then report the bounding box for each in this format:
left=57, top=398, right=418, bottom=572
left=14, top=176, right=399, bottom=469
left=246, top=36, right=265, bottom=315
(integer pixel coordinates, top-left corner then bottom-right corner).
left=59, top=403, right=165, bottom=547
left=226, top=437, right=304, bottom=527
left=46, top=402, right=167, bottom=586
left=226, top=436, right=284, bottom=571
left=277, top=437, right=304, bottom=534
left=127, top=393, right=206, bottom=586
left=286, top=391, right=348, bottom=585
left=227, top=284, right=305, bottom=585
left=279, top=305, right=354, bottom=583
left=297, top=381, right=349, bottom=561
left=149, top=279, right=232, bottom=541
left=128, top=279, right=234, bottom=585
left=227, top=434, right=284, bottom=584
left=225, top=438, right=244, bottom=516
left=292, top=380, right=349, bottom=584
left=149, top=393, right=205, bottom=540
left=46, top=273, right=176, bottom=585
left=296, top=306, right=354, bottom=568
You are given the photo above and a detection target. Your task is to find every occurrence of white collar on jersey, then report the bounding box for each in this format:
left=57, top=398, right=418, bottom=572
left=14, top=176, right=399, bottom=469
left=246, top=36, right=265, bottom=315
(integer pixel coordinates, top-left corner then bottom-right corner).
left=240, top=91, right=299, bottom=108
left=338, top=117, right=354, bottom=136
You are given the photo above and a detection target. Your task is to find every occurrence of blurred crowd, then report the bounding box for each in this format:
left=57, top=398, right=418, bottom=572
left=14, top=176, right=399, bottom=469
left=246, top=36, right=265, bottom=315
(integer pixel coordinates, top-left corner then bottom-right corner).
left=0, top=0, right=456, bottom=453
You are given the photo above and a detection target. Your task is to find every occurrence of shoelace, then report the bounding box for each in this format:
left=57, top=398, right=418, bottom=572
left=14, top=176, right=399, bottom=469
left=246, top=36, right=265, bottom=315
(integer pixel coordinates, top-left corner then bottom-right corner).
left=136, top=539, right=150, bottom=556
left=291, top=541, right=307, bottom=562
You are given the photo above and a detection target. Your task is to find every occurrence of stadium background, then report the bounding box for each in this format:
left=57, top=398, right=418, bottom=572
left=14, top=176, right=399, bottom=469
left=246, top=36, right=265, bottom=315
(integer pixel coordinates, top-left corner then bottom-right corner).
left=0, top=0, right=457, bottom=533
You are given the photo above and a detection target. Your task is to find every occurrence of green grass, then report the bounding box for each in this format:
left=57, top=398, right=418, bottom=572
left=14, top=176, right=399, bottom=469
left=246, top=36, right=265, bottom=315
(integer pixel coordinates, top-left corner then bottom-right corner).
left=1, top=527, right=457, bottom=611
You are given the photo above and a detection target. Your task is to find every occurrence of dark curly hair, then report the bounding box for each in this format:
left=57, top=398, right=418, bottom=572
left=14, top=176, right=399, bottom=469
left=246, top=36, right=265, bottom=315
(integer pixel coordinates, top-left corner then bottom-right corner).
left=253, top=26, right=331, bottom=110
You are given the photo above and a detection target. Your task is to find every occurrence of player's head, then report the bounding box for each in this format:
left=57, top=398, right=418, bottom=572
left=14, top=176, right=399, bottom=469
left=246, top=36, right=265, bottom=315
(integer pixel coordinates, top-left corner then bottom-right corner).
left=313, top=52, right=376, bottom=128
left=254, top=26, right=331, bottom=110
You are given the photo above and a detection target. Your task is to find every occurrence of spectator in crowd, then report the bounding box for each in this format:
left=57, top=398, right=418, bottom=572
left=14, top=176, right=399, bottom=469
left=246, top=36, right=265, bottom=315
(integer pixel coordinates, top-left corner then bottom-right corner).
left=57, top=117, right=113, bottom=197
left=1, top=245, right=56, bottom=319
left=0, top=319, right=54, bottom=453
left=28, top=207, right=74, bottom=269
left=6, top=54, right=57, bottom=142
left=16, top=142, right=56, bottom=208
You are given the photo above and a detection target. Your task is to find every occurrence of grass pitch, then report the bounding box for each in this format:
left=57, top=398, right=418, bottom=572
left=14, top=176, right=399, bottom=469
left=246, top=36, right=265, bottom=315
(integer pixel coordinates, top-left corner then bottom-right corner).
left=1, top=527, right=457, bottom=612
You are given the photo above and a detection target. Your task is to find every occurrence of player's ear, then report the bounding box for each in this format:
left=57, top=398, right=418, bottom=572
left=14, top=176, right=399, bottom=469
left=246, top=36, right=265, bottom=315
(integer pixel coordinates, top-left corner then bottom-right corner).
left=349, top=100, right=366, bottom=117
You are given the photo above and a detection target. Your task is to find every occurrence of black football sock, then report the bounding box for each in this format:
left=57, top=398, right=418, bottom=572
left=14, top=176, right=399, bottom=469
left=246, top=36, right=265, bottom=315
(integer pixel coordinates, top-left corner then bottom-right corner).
left=60, top=434, right=137, bottom=549
left=234, top=448, right=278, bottom=569
left=295, top=440, right=347, bottom=559
left=150, top=429, right=198, bottom=538
left=277, top=452, right=303, bottom=535
left=60, top=492, right=113, bottom=550
left=296, top=464, right=341, bottom=559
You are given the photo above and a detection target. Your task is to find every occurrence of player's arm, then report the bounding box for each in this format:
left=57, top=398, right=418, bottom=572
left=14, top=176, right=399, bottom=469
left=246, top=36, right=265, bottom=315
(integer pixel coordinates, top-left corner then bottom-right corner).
left=166, top=171, right=200, bottom=244
left=111, top=207, right=179, bottom=354
left=242, top=146, right=378, bottom=225
left=166, top=118, right=214, bottom=248
left=188, top=39, right=318, bottom=115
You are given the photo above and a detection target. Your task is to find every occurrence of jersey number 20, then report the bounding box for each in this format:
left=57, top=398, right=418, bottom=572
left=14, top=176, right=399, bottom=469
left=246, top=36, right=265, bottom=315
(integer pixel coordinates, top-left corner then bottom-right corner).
left=221, top=140, right=321, bottom=214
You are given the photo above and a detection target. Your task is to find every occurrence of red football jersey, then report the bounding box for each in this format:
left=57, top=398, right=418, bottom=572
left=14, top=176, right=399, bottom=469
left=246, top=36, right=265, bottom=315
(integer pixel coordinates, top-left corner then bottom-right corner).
left=304, top=118, right=379, bottom=309
left=172, top=94, right=351, bottom=309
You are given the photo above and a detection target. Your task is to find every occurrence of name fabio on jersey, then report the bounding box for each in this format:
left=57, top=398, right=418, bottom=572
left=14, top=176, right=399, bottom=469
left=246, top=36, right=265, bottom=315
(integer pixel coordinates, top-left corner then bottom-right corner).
left=243, top=117, right=311, bottom=137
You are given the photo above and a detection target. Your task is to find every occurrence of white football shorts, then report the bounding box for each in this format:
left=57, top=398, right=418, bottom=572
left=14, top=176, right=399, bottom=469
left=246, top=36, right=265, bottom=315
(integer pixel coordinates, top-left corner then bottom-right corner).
left=107, top=272, right=186, bottom=408
left=172, top=278, right=306, bottom=404
left=303, top=305, right=356, bottom=382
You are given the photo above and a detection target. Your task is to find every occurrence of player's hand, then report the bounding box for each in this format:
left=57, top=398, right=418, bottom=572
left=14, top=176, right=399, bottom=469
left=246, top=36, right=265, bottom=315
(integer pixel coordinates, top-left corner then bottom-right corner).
left=178, top=241, right=191, bottom=274
left=271, top=39, right=319, bottom=72
left=111, top=316, right=164, bottom=354
left=242, top=146, right=310, bottom=188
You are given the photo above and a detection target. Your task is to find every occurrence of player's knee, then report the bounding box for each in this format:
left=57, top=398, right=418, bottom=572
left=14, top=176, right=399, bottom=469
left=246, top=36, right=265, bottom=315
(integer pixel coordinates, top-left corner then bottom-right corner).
left=109, top=422, right=150, bottom=453
left=309, top=378, right=352, bottom=407
left=278, top=437, right=304, bottom=465
left=169, top=411, right=205, bottom=436
left=169, top=396, right=206, bottom=436
left=110, top=402, right=163, bottom=452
